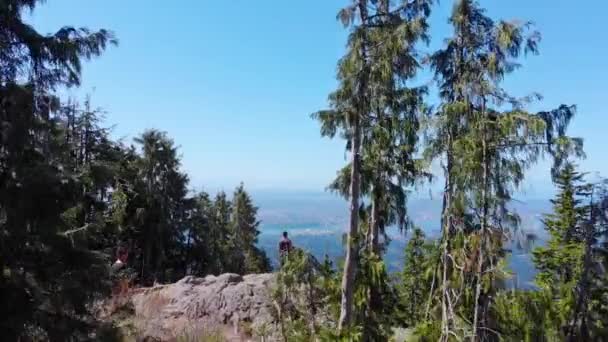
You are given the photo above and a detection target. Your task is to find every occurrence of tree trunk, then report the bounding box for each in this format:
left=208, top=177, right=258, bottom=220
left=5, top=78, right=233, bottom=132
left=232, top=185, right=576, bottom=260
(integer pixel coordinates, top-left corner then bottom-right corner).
left=472, top=236, right=484, bottom=341
left=369, top=189, right=380, bottom=255
left=307, top=266, right=318, bottom=337
left=338, top=115, right=362, bottom=331
left=425, top=259, right=439, bottom=320
left=566, top=194, right=595, bottom=341
left=338, top=0, right=369, bottom=332
left=184, top=227, right=193, bottom=275
left=473, top=98, right=490, bottom=341
left=440, top=133, right=454, bottom=342
left=366, top=189, right=382, bottom=326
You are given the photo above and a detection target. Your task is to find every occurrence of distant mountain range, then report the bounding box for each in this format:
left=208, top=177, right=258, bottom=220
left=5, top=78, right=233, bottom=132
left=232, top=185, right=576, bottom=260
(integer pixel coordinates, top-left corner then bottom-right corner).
left=253, top=190, right=552, bottom=289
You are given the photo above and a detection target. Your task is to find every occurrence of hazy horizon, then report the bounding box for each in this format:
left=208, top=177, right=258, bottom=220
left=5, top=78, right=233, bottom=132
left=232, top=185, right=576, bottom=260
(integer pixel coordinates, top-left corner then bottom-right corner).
left=252, top=191, right=546, bottom=289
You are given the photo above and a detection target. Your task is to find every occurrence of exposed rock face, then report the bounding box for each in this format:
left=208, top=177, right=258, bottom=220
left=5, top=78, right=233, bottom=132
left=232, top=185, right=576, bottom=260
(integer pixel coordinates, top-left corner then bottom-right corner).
left=128, top=273, right=277, bottom=341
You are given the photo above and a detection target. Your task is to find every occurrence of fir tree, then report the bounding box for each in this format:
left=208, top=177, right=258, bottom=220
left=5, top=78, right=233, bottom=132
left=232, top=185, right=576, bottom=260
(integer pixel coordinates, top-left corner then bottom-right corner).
left=426, top=1, right=582, bottom=339
left=399, top=228, right=438, bottom=327
left=534, top=164, right=588, bottom=288
left=493, top=165, right=608, bottom=340
left=132, top=129, right=189, bottom=283
left=532, top=164, right=608, bottom=339
left=231, top=183, right=271, bottom=273
left=0, top=1, right=116, bottom=339
left=211, top=191, right=233, bottom=273
left=182, top=192, right=214, bottom=276
left=314, top=0, right=432, bottom=333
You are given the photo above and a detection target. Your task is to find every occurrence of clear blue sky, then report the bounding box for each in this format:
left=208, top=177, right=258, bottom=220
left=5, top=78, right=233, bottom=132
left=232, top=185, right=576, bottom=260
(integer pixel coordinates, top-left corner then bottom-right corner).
left=29, top=0, right=607, bottom=196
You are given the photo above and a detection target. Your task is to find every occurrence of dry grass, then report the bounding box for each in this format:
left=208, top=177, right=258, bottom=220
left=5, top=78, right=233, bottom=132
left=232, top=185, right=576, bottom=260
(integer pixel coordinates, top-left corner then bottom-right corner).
left=138, top=290, right=171, bottom=318
left=101, top=278, right=137, bottom=318
left=175, top=325, right=228, bottom=342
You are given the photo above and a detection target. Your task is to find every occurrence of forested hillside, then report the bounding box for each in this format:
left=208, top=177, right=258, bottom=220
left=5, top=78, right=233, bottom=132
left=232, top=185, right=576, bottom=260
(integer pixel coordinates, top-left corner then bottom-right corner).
left=0, top=2, right=269, bottom=339
left=1, top=1, right=607, bottom=341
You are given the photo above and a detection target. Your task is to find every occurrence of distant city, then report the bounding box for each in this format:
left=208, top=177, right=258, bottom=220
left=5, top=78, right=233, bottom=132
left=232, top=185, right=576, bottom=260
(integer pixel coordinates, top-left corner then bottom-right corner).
left=253, top=190, right=552, bottom=289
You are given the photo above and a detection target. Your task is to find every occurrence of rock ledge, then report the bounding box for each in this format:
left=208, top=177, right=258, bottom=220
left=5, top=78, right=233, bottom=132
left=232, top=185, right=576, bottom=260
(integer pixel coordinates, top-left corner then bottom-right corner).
left=127, top=273, right=277, bottom=341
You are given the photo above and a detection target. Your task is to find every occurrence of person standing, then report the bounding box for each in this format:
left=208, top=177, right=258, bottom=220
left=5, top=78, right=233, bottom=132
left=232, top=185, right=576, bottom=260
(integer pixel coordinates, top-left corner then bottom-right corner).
left=278, top=231, right=292, bottom=265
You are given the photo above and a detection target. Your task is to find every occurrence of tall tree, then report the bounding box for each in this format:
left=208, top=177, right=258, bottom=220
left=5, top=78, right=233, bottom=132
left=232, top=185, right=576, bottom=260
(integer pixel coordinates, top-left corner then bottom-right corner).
left=427, top=1, right=582, bottom=339
left=231, top=183, right=271, bottom=273
left=493, top=167, right=608, bottom=341
left=314, top=0, right=432, bottom=332
left=313, top=0, right=371, bottom=330
left=532, top=164, right=608, bottom=340
left=399, top=228, right=438, bottom=327
left=58, top=96, right=123, bottom=247
left=130, top=130, right=188, bottom=283
left=211, top=191, right=233, bottom=273
left=0, top=1, right=116, bottom=339
left=182, top=192, right=213, bottom=276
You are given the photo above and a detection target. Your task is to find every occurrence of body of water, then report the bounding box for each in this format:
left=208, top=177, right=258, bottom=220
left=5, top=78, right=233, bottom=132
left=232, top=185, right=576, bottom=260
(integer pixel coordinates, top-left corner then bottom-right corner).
left=257, top=222, right=541, bottom=289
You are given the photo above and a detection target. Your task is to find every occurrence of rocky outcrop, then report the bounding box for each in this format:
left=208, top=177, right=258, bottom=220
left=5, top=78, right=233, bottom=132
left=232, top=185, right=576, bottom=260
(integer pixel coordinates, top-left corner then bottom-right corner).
left=125, top=273, right=278, bottom=341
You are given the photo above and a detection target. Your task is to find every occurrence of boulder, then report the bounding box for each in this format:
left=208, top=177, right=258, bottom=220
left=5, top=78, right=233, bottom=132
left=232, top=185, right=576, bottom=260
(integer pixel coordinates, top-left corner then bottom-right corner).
left=126, top=273, right=278, bottom=341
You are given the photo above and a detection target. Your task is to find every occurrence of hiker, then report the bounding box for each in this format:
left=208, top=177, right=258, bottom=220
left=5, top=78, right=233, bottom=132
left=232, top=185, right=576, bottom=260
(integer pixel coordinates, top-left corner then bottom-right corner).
left=110, top=243, right=135, bottom=298
left=279, top=231, right=292, bottom=265
left=112, top=243, right=129, bottom=271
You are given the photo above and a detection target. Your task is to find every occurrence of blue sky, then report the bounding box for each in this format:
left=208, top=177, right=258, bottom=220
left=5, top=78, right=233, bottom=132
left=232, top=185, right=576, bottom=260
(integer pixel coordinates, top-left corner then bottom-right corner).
left=29, top=0, right=607, bottom=196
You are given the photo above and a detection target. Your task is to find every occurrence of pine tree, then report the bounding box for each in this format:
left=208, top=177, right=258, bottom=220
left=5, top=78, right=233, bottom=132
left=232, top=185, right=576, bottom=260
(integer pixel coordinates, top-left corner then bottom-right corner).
left=324, top=0, right=370, bottom=330
left=493, top=166, right=608, bottom=340
left=0, top=0, right=116, bottom=341
left=426, top=1, right=583, bottom=339
left=58, top=96, right=124, bottom=250
left=231, top=184, right=271, bottom=273
left=273, top=249, right=337, bottom=341
left=0, top=1, right=116, bottom=339
left=128, top=130, right=189, bottom=283
left=314, top=0, right=432, bottom=333
left=534, top=164, right=587, bottom=288
left=532, top=164, right=608, bottom=339
left=182, top=192, right=214, bottom=276
left=210, top=191, right=233, bottom=273
left=399, top=228, right=438, bottom=327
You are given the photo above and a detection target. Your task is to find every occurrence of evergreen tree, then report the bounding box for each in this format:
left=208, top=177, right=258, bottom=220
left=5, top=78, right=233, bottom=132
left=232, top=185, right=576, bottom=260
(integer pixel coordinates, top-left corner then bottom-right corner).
left=493, top=166, right=608, bottom=341
left=182, top=192, right=214, bottom=276
left=58, top=96, right=124, bottom=251
left=531, top=164, right=608, bottom=339
left=425, top=1, right=582, bottom=340
left=210, top=191, right=233, bottom=273
left=272, top=249, right=347, bottom=341
left=314, top=0, right=370, bottom=330
left=104, top=129, right=191, bottom=284
left=0, top=1, right=116, bottom=339
left=398, top=228, right=438, bottom=328
left=534, top=164, right=588, bottom=288
left=231, top=184, right=271, bottom=273
left=314, top=0, right=432, bottom=333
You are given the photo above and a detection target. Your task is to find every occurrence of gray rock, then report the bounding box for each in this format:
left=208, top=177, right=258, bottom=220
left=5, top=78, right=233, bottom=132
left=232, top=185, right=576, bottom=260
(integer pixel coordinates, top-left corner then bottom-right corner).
left=128, top=273, right=278, bottom=341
